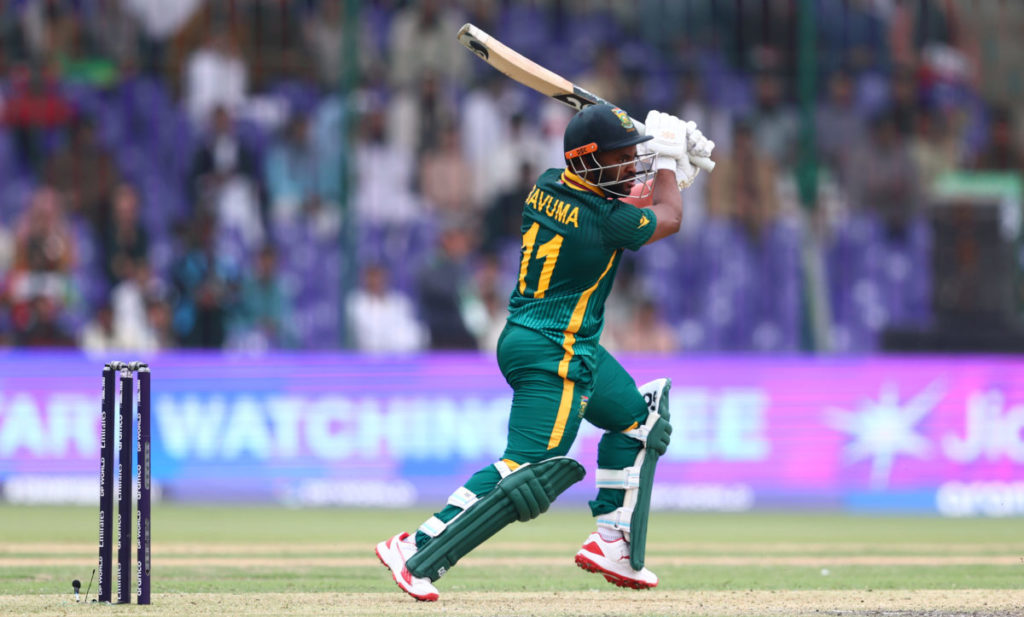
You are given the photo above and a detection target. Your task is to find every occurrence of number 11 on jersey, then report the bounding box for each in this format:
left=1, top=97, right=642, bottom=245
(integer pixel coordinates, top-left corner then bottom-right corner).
left=518, top=222, right=564, bottom=298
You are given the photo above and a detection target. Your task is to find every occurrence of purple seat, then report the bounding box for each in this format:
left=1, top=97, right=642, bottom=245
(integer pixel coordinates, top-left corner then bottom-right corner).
left=69, top=215, right=108, bottom=313
left=276, top=218, right=343, bottom=349
left=563, top=10, right=622, bottom=50
left=498, top=4, right=551, bottom=57
left=235, top=120, right=269, bottom=162
left=672, top=218, right=804, bottom=352
left=269, top=81, right=322, bottom=117
left=825, top=213, right=933, bottom=352
left=95, top=104, right=125, bottom=150
left=0, top=176, right=36, bottom=224
left=61, top=82, right=104, bottom=120
left=356, top=221, right=438, bottom=295
left=0, top=128, right=18, bottom=178
left=117, top=145, right=154, bottom=183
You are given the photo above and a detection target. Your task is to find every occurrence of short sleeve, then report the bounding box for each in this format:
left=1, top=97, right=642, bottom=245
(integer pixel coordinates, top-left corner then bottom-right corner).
left=599, top=201, right=657, bottom=251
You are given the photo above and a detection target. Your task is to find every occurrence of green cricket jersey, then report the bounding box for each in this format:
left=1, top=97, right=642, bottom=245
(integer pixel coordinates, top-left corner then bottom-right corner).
left=506, top=168, right=657, bottom=368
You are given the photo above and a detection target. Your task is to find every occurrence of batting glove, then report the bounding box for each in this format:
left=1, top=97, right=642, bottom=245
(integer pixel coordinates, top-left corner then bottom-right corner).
left=643, top=110, right=688, bottom=160
left=684, top=121, right=715, bottom=160
left=676, top=155, right=700, bottom=188
left=644, top=110, right=691, bottom=186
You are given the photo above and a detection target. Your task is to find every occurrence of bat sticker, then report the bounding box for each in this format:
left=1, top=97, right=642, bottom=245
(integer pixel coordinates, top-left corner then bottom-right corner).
left=553, top=93, right=591, bottom=110
left=466, top=38, right=489, bottom=61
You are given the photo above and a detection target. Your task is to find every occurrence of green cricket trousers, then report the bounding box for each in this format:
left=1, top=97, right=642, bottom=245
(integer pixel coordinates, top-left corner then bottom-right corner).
left=415, top=323, right=651, bottom=547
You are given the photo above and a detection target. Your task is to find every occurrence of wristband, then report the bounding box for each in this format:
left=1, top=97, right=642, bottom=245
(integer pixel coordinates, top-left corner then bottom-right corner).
left=655, top=155, right=676, bottom=173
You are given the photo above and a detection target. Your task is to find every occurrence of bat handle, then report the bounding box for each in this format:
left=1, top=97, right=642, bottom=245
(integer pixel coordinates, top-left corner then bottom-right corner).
left=690, top=155, right=716, bottom=172
left=633, top=118, right=716, bottom=172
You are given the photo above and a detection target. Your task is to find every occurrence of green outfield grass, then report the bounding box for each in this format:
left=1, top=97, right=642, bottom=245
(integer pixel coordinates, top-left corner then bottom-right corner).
left=2, top=504, right=1022, bottom=616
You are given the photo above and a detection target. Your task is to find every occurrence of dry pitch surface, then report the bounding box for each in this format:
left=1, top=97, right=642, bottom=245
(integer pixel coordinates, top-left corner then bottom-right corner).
left=3, top=508, right=1023, bottom=617
left=4, top=541, right=1023, bottom=617
left=4, top=589, right=1024, bottom=617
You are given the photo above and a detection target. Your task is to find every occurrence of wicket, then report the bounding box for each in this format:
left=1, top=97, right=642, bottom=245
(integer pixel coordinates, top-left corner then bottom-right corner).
left=98, top=361, right=151, bottom=604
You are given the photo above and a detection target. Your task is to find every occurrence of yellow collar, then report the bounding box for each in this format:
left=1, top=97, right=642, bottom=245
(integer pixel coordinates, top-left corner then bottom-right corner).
left=561, top=169, right=605, bottom=197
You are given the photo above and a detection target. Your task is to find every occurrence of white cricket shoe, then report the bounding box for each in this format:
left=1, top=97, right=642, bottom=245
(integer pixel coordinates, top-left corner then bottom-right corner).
left=575, top=532, right=658, bottom=589
left=375, top=532, right=440, bottom=601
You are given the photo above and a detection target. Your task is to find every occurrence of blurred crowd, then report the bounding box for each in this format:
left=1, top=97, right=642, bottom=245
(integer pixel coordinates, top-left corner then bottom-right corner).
left=0, top=0, right=1022, bottom=354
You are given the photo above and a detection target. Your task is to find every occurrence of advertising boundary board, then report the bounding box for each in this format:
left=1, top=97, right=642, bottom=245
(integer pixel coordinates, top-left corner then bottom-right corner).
left=1, top=351, right=1022, bottom=516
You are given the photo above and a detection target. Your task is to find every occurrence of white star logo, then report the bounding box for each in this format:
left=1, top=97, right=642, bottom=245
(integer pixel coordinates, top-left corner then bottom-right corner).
left=824, top=381, right=944, bottom=490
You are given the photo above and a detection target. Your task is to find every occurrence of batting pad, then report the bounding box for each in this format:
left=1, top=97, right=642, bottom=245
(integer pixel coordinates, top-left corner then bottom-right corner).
left=406, top=456, right=586, bottom=581
left=596, top=378, right=671, bottom=571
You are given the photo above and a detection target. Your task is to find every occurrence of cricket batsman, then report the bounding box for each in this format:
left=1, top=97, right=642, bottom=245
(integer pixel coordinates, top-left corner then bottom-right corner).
left=376, top=104, right=714, bottom=601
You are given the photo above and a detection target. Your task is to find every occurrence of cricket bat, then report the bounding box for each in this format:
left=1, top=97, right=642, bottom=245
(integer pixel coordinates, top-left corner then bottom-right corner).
left=457, top=23, right=715, bottom=172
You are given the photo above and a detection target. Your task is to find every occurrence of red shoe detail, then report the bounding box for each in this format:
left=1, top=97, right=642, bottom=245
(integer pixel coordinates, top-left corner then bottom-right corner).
left=376, top=533, right=440, bottom=602
left=582, top=540, right=605, bottom=557
left=416, top=590, right=439, bottom=601
left=574, top=553, right=656, bottom=590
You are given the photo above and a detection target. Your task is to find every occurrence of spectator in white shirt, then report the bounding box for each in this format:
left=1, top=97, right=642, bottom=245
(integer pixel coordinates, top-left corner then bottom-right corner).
left=353, top=107, right=420, bottom=225
left=80, top=303, right=119, bottom=353
left=184, top=28, right=248, bottom=127
left=110, top=260, right=165, bottom=352
left=387, top=0, right=468, bottom=88
left=346, top=263, right=426, bottom=353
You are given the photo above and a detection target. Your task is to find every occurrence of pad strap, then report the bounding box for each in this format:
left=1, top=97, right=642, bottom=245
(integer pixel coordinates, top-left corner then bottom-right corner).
left=595, top=467, right=641, bottom=490
left=448, top=486, right=479, bottom=509
left=596, top=506, right=633, bottom=533
left=418, top=516, right=447, bottom=538
left=416, top=486, right=480, bottom=538
left=624, top=409, right=671, bottom=456
left=407, top=457, right=585, bottom=581
left=623, top=413, right=660, bottom=444
left=493, top=460, right=515, bottom=478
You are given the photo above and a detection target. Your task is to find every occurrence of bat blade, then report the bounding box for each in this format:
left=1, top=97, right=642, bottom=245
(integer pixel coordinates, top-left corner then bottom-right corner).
left=457, top=24, right=580, bottom=105
left=456, top=23, right=714, bottom=172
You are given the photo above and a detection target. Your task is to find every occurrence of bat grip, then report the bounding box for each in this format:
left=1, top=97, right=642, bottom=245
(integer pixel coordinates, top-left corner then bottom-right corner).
left=690, top=155, right=716, bottom=172
left=633, top=118, right=716, bottom=172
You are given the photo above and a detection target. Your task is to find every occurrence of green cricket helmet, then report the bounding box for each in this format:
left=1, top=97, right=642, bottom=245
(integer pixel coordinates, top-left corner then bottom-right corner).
left=562, top=103, right=655, bottom=198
